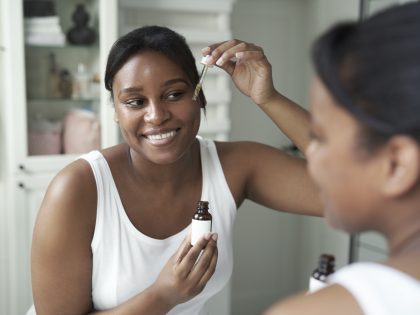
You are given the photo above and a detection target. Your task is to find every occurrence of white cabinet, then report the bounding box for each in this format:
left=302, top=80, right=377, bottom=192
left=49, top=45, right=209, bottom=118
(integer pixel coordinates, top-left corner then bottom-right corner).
left=0, top=0, right=118, bottom=313
left=9, top=174, right=55, bottom=315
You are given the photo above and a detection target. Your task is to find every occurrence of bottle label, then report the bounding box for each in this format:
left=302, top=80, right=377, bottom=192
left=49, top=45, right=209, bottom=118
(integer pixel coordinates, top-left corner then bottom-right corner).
left=191, top=219, right=212, bottom=246
left=309, top=277, right=327, bottom=293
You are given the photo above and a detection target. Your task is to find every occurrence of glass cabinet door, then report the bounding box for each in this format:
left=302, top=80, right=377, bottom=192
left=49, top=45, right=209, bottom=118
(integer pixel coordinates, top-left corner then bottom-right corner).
left=23, top=0, right=101, bottom=157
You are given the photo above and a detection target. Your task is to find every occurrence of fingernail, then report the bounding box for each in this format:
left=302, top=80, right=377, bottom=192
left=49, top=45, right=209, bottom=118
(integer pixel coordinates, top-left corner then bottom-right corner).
left=212, top=233, right=218, bottom=241
left=201, top=46, right=210, bottom=53
left=216, top=58, right=224, bottom=66
left=204, top=232, right=212, bottom=240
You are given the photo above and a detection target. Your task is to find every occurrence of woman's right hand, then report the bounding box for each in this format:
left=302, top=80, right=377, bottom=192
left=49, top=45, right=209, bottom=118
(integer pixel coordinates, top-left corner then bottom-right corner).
left=202, top=40, right=278, bottom=107
left=151, top=232, right=219, bottom=308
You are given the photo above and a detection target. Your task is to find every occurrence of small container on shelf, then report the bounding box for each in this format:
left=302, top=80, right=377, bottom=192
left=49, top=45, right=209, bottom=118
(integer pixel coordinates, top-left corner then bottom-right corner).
left=62, top=108, right=101, bottom=154
left=72, top=63, right=91, bottom=99
left=28, top=116, right=63, bottom=156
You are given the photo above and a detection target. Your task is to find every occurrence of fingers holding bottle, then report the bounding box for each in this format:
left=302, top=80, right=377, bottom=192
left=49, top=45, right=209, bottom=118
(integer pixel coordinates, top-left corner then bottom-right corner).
left=153, top=232, right=219, bottom=308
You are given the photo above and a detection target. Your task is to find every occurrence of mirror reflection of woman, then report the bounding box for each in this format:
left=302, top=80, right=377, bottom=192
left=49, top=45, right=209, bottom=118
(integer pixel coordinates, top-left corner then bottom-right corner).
left=265, top=2, right=420, bottom=315
left=28, top=26, right=322, bottom=314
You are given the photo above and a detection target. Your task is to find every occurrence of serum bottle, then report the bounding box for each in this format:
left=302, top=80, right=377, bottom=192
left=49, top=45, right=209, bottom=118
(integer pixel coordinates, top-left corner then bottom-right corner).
left=309, top=254, right=335, bottom=292
left=191, top=201, right=212, bottom=246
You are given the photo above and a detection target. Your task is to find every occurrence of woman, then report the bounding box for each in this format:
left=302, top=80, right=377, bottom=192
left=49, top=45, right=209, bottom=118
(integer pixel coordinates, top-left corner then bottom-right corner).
left=29, top=26, right=321, bottom=314
left=265, top=2, right=420, bottom=315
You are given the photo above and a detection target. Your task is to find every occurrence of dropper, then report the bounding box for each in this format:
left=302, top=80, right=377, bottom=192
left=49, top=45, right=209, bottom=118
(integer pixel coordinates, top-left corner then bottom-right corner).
left=192, top=55, right=213, bottom=101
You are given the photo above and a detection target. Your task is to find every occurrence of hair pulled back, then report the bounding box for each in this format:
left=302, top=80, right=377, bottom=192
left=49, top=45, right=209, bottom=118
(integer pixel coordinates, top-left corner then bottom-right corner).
left=312, top=2, right=420, bottom=151
left=104, top=25, right=206, bottom=107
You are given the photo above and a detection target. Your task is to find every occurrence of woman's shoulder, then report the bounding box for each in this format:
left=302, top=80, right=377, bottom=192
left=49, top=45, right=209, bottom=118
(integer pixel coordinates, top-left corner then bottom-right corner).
left=263, top=283, right=364, bottom=315
left=50, top=156, right=96, bottom=200
left=50, top=143, right=127, bottom=206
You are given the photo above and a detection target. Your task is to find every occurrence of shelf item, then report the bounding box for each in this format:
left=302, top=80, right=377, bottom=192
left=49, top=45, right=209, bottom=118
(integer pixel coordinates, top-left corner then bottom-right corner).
left=28, top=118, right=62, bottom=155
left=67, top=4, right=97, bottom=45
left=62, top=109, right=101, bottom=154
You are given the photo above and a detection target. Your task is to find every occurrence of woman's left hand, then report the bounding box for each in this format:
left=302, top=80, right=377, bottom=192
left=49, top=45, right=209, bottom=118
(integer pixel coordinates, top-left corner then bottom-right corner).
left=202, top=40, right=278, bottom=106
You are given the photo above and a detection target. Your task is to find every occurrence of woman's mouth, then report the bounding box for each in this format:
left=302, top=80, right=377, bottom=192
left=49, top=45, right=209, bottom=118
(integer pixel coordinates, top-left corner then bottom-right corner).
left=143, top=129, right=179, bottom=145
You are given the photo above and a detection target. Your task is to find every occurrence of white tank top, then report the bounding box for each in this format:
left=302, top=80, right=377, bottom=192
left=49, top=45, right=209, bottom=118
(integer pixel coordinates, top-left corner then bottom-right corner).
left=329, top=262, right=420, bottom=315
left=82, top=136, right=237, bottom=314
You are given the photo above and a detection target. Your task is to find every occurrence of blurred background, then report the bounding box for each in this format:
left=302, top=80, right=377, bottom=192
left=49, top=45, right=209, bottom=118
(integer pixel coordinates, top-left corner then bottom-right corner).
left=1, top=0, right=409, bottom=314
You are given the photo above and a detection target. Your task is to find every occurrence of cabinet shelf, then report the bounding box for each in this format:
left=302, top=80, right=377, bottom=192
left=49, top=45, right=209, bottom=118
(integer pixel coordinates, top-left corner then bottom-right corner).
left=120, top=0, right=234, bottom=12
left=26, top=43, right=99, bottom=49
left=28, top=98, right=100, bottom=104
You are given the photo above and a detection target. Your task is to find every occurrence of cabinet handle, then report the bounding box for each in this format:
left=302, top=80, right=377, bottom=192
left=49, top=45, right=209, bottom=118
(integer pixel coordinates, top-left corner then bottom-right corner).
left=18, top=164, right=26, bottom=171
left=18, top=182, right=25, bottom=189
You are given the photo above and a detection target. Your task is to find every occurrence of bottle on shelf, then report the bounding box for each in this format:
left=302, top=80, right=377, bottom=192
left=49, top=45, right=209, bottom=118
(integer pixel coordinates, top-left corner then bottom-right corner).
left=72, top=62, right=90, bottom=99
left=191, top=201, right=212, bottom=246
left=308, top=253, right=335, bottom=292
left=46, top=52, right=60, bottom=98
left=58, top=69, right=73, bottom=99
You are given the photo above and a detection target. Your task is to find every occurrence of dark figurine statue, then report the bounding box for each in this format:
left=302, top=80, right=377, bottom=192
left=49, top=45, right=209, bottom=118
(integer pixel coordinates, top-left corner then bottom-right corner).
left=67, top=4, right=96, bottom=45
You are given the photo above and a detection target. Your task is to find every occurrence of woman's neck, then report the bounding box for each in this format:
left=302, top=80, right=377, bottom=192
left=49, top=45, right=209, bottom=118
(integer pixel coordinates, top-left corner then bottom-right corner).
left=125, top=140, right=201, bottom=186
left=388, top=226, right=420, bottom=257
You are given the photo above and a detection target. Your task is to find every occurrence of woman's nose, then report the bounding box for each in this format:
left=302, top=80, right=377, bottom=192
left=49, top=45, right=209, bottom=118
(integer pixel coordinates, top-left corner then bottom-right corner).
left=144, top=101, right=170, bottom=125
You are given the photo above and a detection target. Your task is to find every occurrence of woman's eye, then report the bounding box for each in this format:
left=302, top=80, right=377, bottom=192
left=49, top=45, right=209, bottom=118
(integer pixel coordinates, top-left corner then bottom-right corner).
left=125, top=99, right=145, bottom=107
left=165, top=91, right=184, bottom=101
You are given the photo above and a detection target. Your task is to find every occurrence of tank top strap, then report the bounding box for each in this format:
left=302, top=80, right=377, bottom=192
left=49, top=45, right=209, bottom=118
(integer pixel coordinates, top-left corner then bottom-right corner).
left=78, top=150, right=111, bottom=250
left=197, top=136, right=234, bottom=207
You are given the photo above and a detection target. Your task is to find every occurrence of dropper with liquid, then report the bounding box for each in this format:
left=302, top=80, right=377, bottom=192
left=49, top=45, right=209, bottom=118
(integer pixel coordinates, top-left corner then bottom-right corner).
left=192, top=55, right=213, bottom=101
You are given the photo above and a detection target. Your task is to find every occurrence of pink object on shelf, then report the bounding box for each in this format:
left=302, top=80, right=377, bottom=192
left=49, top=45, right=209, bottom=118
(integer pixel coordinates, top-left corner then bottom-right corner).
left=28, top=120, right=62, bottom=156
left=63, top=109, right=101, bottom=154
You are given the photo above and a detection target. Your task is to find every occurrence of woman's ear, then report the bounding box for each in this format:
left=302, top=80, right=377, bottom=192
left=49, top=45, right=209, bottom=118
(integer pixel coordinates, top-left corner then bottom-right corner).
left=114, top=112, right=119, bottom=123
left=382, top=135, right=420, bottom=197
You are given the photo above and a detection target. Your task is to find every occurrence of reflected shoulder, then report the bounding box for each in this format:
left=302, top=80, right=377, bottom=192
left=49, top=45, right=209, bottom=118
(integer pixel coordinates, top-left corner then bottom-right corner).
left=263, top=284, right=364, bottom=315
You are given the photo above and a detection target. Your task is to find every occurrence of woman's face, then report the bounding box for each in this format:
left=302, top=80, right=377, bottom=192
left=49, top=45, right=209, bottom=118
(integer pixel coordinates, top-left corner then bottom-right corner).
left=306, top=77, right=383, bottom=232
left=112, top=51, right=201, bottom=165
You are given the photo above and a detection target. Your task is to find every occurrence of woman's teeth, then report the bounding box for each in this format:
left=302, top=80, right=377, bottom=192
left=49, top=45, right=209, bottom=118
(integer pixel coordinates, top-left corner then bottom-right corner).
left=146, top=130, right=176, bottom=140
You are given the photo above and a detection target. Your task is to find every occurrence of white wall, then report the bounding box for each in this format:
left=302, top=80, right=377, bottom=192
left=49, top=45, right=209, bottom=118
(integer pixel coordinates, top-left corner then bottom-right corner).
left=230, top=1, right=307, bottom=314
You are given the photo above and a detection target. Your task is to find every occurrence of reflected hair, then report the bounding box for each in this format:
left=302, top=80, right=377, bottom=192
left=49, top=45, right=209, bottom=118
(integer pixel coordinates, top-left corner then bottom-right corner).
left=104, top=25, right=207, bottom=108
left=312, top=2, right=420, bottom=151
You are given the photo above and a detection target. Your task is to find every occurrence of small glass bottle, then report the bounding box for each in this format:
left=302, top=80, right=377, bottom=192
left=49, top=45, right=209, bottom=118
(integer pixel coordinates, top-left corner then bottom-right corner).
left=308, top=254, right=335, bottom=292
left=191, top=201, right=212, bottom=246
left=47, top=52, right=60, bottom=98
left=73, top=63, right=90, bottom=99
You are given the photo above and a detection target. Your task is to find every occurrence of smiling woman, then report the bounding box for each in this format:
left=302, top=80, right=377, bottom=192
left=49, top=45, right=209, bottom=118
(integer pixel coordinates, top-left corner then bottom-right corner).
left=28, top=25, right=323, bottom=315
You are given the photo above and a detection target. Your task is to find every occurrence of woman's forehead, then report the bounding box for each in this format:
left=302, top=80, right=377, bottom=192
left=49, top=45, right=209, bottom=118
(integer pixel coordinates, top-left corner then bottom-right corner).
left=113, top=51, right=188, bottom=86
left=310, top=77, right=359, bottom=132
